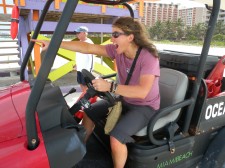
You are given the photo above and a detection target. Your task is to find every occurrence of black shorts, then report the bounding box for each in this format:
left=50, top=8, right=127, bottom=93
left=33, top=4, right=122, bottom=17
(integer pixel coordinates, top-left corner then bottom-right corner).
left=84, top=99, right=156, bottom=144
left=77, top=71, right=86, bottom=85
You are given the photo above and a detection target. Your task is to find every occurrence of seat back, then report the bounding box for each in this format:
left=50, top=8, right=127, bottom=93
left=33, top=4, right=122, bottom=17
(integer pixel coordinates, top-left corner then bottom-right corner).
left=135, top=68, right=188, bottom=136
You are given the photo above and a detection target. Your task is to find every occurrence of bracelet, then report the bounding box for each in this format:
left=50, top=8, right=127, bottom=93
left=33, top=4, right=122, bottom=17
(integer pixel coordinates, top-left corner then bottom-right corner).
left=110, top=81, right=114, bottom=92
left=112, top=83, right=118, bottom=93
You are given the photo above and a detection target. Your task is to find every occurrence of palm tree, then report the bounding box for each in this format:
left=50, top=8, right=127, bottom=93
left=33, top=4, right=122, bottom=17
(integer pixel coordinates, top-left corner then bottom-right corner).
left=149, top=20, right=165, bottom=40
left=192, top=23, right=207, bottom=41
left=175, top=18, right=185, bottom=41
left=215, top=20, right=225, bottom=35
left=164, top=20, right=176, bottom=40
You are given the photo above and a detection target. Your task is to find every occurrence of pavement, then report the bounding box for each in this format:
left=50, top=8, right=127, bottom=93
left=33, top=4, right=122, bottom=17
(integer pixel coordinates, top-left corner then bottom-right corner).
left=155, top=43, right=225, bottom=57
left=0, top=75, right=20, bottom=88
left=0, top=71, right=83, bottom=111
left=0, top=70, right=78, bottom=87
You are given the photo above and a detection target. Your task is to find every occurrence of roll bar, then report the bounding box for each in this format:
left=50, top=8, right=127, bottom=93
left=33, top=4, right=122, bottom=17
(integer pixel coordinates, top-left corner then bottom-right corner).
left=183, top=0, right=220, bottom=133
left=20, top=0, right=53, bottom=81
left=26, top=0, right=79, bottom=150
left=147, top=0, right=221, bottom=145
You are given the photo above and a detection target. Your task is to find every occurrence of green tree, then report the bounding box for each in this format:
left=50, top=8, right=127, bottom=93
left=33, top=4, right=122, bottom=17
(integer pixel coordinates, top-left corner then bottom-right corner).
left=190, top=23, right=207, bottom=41
left=215, top=21, right=225, bottom=35
left=175, top=18, right=185, bottom=41
left=185, top=26, right=198, bottom=41
left=164, top=20, right=176, bottom=40
left=147, top=18, right=225, bottom=43
left=149, top=20, right=165, bottom=40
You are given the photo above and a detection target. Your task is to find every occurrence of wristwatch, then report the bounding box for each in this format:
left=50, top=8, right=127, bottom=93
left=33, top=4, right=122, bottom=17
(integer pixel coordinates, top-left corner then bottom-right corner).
left=112, top=83, right=118, bottom=93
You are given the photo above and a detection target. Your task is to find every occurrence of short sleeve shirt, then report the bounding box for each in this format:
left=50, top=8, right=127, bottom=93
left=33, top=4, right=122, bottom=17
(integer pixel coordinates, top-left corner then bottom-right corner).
left=76, top=38, right=93, bottom=71
left=105, top=44, right=160, bottom=110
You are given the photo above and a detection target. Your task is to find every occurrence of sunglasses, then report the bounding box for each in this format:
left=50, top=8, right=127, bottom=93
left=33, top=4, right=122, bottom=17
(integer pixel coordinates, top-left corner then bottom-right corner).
left=111, top=31, right=126, bottom=38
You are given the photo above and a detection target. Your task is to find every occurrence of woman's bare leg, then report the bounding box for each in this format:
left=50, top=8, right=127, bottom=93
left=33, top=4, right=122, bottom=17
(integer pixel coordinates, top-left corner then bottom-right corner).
left=82, top=113, right=95, bottom=142
left=110, top=136, right=127, bottom=168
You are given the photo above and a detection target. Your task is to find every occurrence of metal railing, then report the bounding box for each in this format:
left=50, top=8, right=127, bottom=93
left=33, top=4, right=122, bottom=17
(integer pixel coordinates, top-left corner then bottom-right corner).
left=0, top=22, right=20, bottom=76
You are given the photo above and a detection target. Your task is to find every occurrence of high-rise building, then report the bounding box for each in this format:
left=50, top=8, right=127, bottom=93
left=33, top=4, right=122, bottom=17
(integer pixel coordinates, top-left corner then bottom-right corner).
left=137, top=0, right=209, bottom=27
left=140, top=1, right=178, bottom=27
left=132, top=0, right=225, bottom=28
left=206, top=9, right=225, bottom=24
left=179, top=7, right=207, bottom=27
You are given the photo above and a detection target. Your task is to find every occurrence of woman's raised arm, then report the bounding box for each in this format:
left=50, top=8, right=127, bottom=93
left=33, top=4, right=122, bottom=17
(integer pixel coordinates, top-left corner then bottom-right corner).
left=31, top=39, right=109, bottom=57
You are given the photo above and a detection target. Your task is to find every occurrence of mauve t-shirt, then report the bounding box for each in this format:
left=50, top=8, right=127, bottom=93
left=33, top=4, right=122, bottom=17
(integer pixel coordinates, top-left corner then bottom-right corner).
left=105, top=44, right=160, bottom=110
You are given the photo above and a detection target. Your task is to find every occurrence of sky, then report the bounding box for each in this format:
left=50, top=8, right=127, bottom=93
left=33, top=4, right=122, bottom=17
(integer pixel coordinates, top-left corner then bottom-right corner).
left=0, top=0, right=13, bottom=14
left=156, top=0, right=205, bottom=9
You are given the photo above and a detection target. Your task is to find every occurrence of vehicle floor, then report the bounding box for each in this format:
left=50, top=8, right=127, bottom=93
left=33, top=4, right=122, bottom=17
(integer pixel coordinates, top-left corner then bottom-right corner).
left=74, top=132, right=113, bottom=168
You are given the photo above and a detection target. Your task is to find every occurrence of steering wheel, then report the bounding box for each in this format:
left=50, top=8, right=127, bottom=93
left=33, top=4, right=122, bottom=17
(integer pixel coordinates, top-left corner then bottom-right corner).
left=81, top=69, right=116, bottom=105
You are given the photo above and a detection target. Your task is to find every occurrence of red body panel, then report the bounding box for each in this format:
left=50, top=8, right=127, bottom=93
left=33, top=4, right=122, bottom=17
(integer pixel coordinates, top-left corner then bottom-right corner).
left=0, top=81, right=50, bottom=167
left=0, top=86, right=22, bottom=143
left=0, top=133, right=50, bottom=168
left=11, top=81, right=42, bottom=136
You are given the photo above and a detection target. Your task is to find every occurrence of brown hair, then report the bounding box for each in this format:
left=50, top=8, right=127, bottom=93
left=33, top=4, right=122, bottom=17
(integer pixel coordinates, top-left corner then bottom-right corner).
left=112, top=17, right=158, bottom=58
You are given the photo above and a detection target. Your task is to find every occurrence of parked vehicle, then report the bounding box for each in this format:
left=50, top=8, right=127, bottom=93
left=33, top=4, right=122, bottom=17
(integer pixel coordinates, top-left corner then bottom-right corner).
left=0, top=0, right=225, bottom=168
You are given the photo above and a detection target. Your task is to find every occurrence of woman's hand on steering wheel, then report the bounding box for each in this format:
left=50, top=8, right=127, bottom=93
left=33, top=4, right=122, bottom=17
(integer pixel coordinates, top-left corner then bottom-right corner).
left=92, top=77, right=111, bottom=92
left=81, top=69, right=115, bottom=105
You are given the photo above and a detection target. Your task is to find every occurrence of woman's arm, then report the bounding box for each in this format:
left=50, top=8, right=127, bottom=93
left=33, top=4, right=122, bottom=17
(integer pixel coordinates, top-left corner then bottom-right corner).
left=92, top=74, right=155, bottom=99
left=31, top=39, right=109, bottom=57
left=113, top=74, right=155, bottom=99
left=61, top=41, right=109, bottom=57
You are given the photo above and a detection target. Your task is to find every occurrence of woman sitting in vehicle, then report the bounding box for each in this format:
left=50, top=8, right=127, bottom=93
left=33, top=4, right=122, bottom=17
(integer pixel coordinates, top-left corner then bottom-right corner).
left=32, top=16, right=160, bottom=168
